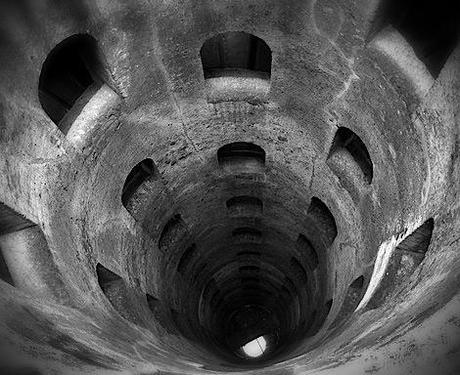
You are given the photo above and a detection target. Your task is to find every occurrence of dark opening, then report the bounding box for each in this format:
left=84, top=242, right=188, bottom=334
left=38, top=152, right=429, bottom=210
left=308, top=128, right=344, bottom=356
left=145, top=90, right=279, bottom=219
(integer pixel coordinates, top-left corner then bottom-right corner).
left=237, top=250, right=262, bottom=257
left=39, top=34, right=103, bottom=133
left=350, top=275, right=364, bottom=289
left=122, top=159, right=156, bottom=208
left=372, top=0, right=459, bottom=77
left=239, top=265, right=260, bottom=273
left=296, top=234, right=319, bottom=270
left=217, top=142, right=266, bottom=166
left=96, top=263, right=122, bottom=293
left=324, top=299, right=333, bottom=318
left=328, top=127, right=373, bottom=185
left=0, top=202, right=36, bottom=286
left=397, top=218, right=434, bottom=254
left=290, top=257, right=308, bottom=286
left=200, top=32, right=271, bottom=79
left=367, top=218, right=434, bottom=310
left=0, top=202, right=35, bottom=236
left=307, top=198, right=337, bottom=247
left=232, top=227, right=262, bottom=242
left=177, top=244, right=197, bottom=275
left=158, top=214, right=187, bottom=253
left=226, top=196, right=263, bottom=216
left=0, top=246, right=14, bottom=285
left=146, top=294, right=159, bottom=314
left=330, top=275, right=365, bottom=329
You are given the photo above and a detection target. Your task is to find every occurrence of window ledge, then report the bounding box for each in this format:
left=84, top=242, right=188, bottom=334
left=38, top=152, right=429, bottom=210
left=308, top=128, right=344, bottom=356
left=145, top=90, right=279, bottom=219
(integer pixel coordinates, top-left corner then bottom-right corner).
left=205, top=70, right=270, bottom=104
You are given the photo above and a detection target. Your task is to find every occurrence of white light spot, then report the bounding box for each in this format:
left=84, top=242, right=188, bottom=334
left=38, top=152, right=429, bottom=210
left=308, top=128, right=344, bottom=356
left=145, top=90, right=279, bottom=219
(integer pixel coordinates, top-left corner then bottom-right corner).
left=241, top=336, right=267, bottom=358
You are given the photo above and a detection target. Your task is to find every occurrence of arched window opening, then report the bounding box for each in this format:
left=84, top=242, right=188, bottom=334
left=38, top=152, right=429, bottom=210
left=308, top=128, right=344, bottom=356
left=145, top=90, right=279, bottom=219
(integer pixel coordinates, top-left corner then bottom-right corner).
left=366, top=218, right=434, bottom=310
left=146, top=294, right=160, bottom=316
left=217, top=142, right=266, bottom=167
left=0, top=203, right=67, bottom=303
left=241, top=335, right=267, bottom=358
left=325, top=299, right=333, bottom=316
left=237, top=250, right=261, bottom=257
left=371, top=0, right=459, bottom=77
left=96, top=263, right=136, bottom=322
left=177, top=244, right=197, bottom=275
left=200, top=32, right=271, bottom=79
left=0, top=246, right=13, bottom=285
left=328, top=127, right=373, bottom=185
left=239, top=265, right=260, bottom=273
left=122, top=159, right=157, bottom=208
left=290, top=257, right=308, bottom=286
left=96, top=263, right=123, bottom=295
left=232, top=227, right=262, bottom=243
left=158, top=214, right=187, bottom=253
left=226, top=196, right=263, bottom=216
left=296, top=234, right=319, bottom=270
left=330, top=275, right=365, bottom=329
left=0, top=202, right=34, bottom=286
left=39, top=34, right=104, bottom=134
left=307, top=198, right=337, bottom=247
left=397, top=218, right=434, bottom=254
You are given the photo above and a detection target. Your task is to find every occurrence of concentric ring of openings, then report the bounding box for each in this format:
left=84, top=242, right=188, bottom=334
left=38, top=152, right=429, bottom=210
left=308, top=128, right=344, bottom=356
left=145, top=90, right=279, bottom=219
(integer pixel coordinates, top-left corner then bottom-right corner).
left=39, top=34, right=104, bottom=134
left=217, top=142, right=266, bottom=169
left=366, top=218, right=434, bottom=310
left=372, top=0, right=459, bottom=77
left=122, top=158, right=157, bottom=208
left=200, top=32, right=271, bottom=79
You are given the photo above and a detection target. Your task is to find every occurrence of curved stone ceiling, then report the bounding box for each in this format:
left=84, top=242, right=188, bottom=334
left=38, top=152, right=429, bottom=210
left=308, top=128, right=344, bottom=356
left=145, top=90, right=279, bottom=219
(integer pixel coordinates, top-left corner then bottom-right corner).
left=0, top=0, right=459, bottom=374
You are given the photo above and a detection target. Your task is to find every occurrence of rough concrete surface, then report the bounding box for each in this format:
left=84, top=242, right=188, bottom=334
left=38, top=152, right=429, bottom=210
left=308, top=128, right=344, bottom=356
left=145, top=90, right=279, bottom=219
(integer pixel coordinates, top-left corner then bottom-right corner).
left=0, top=0, right=459, bottom=374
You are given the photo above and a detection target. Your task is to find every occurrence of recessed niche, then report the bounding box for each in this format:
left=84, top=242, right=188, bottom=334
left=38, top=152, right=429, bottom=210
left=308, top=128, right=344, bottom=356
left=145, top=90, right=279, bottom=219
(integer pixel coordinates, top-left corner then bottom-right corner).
left=296, top=234, right=319, bottom=270
left=96, top=263, right=138, bottom=323
left=237, top=250, right=262, bottom=257
left=0, top=202, right=66, bottom=301
left=226, top=196, right=263, bottom=216
left=122, top=159, right=157, bottom=208
left=39, top=34, right=105, bottom=134
left=239, top=265, right=260, bottom=273
left=96, top=263, right=123, bottom=293
left=307, top=197, right=337, bottom=247
left=0, top=245, right=14, bottom=285
left=146, top=294, right=159, bottom=309
left=330, top=275, right=365, bottom=329
left=397, top=218, right=434, bottom=254
left=177, top=244, right=197, bottom=275
left=158, top=214, right=187, bottom=253
left=200, top=32, right=271, bottom=79
left=327, top=127, right=373, bottom=185
left=371, top=0, right=458, bottom=77
left=232, top=227, right=262, bottom=243
left=217, top=142, right=266, bottom=170
left=0, top=203, right=35, bottom=236
left=366, top=218, right=434, bottom=310
left=290, top=257, right=308, bottom=286
left=0, top=203, right=35, bottom=286
left=324, top=299, right=333, bottom=317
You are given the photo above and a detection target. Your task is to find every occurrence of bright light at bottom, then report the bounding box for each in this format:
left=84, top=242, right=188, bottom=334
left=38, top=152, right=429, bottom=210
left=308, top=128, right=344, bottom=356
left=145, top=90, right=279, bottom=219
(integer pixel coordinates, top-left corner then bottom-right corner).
left=241, top=336, right=267, bottom=358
